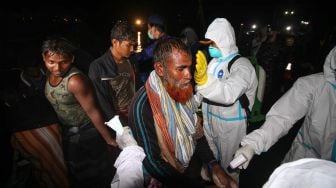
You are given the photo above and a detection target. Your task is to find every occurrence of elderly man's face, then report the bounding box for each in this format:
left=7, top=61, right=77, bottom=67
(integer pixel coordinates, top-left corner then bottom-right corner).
left=163, top=48, right=193, bottom=104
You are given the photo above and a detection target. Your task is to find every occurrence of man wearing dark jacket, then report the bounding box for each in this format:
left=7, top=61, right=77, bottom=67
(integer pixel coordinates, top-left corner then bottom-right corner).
left=135, top=14, right=170, bottom=86
left=89, top=21, right=137, bottom=123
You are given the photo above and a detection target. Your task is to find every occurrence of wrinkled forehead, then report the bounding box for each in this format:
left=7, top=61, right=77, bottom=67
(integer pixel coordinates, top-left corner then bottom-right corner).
left=166, top=49, right=191, bottom=64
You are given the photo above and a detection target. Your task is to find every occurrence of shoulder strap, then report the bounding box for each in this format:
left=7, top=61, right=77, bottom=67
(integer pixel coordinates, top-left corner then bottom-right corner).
left=203, top=98, right=234, bottom=107
left=239, top=94, right=251, bottom=116
left=203, top=54, right=251, bottom=116
left=228, top=55, right=251, bottom=116
left=203, top=94, right=250, bottom=116
left=227, top=55, right=242, bottom=73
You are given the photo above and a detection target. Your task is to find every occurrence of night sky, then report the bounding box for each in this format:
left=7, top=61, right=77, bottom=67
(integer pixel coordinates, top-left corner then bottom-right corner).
left=1, top=2, right=335, bottom=187
left=4, top=0, right=334, bottom=33
left=2, top=0, right=335, bottom=68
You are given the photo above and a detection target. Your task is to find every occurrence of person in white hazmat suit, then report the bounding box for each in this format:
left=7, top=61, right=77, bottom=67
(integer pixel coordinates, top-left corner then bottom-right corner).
left=106, top=116, right=146, bottom=188
left=263, top=158, right=336, bottom=188
left=234, top=46, right=336, bottom=170
left=194, top=18, right=258, bottom=180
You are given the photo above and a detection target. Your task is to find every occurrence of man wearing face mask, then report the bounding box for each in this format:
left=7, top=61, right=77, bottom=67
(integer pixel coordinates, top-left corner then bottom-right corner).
left=194, top=18, right=258, bottom=182
left=135, top=14, right=170, bottom=86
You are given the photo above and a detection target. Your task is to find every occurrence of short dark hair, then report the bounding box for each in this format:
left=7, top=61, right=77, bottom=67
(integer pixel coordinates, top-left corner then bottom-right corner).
left=148, top=15, right=166, bottom=33
left=41, top=37, right=76, bottom=58
left=153, top=38, right=191, bottom=67
left=110, top=20, right=136, bottom=43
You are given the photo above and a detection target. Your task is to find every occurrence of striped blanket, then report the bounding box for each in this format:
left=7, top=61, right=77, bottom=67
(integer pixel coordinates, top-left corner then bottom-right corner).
left=11, top=123, right=69, bottom=188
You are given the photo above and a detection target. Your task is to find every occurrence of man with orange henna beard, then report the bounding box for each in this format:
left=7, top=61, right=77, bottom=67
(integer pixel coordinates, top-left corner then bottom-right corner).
left=127, top=38, right=238, bottom=188
left=164, top=72, right=194, bottom=104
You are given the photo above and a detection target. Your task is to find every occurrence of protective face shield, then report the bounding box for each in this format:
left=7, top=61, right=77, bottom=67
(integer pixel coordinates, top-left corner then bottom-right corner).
left=208, top=46, right=222, bottom=58
left=147, top=30, right=154, bottom=40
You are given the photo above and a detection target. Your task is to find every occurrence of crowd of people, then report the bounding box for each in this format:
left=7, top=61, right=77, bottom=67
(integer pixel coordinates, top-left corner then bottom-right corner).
left=1, top=13, right=335, bottom=188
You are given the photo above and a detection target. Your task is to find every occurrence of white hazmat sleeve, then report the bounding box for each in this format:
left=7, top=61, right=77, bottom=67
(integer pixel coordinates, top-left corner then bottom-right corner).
left=111, top=145, right=146, bottom=188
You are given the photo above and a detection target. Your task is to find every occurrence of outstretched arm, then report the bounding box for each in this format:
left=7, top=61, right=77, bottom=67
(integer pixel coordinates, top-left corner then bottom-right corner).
left=197, top=58, right=256, bottom=105
left=241, top=77, right=312, bottom=154
left=68, top=74, right=117, bottom=147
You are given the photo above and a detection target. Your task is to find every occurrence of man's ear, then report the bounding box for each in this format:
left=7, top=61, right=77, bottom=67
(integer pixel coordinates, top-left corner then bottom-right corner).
left=154, top=62, right=164, bottom=77
left=112, top=39, right=118, bottom=47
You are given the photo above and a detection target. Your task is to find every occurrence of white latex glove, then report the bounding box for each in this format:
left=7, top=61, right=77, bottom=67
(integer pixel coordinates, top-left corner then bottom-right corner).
left=233, top=145, right=255, bottom=169
left=116, top=126, right=138, bottom=150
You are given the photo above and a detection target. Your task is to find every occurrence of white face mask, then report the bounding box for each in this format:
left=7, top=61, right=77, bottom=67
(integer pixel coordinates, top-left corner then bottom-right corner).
left=147, top=30, right=154, bottom=40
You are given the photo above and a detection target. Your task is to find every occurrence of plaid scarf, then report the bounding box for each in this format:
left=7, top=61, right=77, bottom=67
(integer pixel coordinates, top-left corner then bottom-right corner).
left=146, top=71, right=197, bottom=169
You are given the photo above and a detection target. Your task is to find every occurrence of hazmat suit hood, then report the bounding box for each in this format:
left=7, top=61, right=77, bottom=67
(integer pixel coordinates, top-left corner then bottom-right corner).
left=205, top=18, right=238, bottom=58
left=324, top=46, right=336, bottom=83
left=263, top=158, right=336, bottom=188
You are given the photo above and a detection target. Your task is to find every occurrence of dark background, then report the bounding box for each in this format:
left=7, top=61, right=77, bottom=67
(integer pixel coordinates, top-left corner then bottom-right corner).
left=1, top=1, right=335, bottom=187
left=2, top=0, right=335, bottom=64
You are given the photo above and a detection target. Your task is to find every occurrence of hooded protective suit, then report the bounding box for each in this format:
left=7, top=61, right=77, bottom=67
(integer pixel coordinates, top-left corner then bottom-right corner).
left=241, top=46, right=336, bottom=163
left=263, top=158, right=336, bottom=188
left=196, top=18, right=258, bottom=176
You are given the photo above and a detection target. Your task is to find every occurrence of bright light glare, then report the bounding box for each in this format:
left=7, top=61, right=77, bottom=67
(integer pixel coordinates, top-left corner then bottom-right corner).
left=286, top=63, right=292, bottom=70
left=136, top=32, right=142, bottom=52
left=135, top=19, right=142, bottom=25
left=301, top=21, right=309, bottom=25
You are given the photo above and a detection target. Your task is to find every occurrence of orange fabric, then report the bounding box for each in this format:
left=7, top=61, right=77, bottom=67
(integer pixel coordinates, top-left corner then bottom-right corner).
left=12, top=124, right=69, bottom=188
left=145, top=82, right=175, bottom=158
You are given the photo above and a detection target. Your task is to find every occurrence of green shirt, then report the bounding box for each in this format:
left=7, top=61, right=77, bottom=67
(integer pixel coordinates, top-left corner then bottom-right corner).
left=45, top=67, right=90, bottom=127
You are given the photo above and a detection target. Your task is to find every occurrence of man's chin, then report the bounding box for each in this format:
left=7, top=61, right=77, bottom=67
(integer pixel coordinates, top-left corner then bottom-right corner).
left=53, top=73, right=63, bottom=77
left=166, top=84, right=193, bottom=104
left=123, top=54, right=131, bottom=59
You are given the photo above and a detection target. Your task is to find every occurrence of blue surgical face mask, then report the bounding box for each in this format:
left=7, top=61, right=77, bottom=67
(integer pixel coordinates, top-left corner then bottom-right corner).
left=147, top=30, right=154, bottom=40
left=208, top=46, right=222, bottom=58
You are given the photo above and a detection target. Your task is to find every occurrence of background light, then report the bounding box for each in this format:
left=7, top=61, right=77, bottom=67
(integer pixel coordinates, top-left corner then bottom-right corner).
left=135, top=19, right=142, bottom=25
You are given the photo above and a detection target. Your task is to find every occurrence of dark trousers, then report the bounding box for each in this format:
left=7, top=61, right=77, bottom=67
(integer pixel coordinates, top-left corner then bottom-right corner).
left=62, top=123, right=114, bottom=188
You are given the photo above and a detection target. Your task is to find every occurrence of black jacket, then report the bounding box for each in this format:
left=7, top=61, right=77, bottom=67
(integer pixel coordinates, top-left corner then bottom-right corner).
left=88, top=49, right=138, bottom=121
